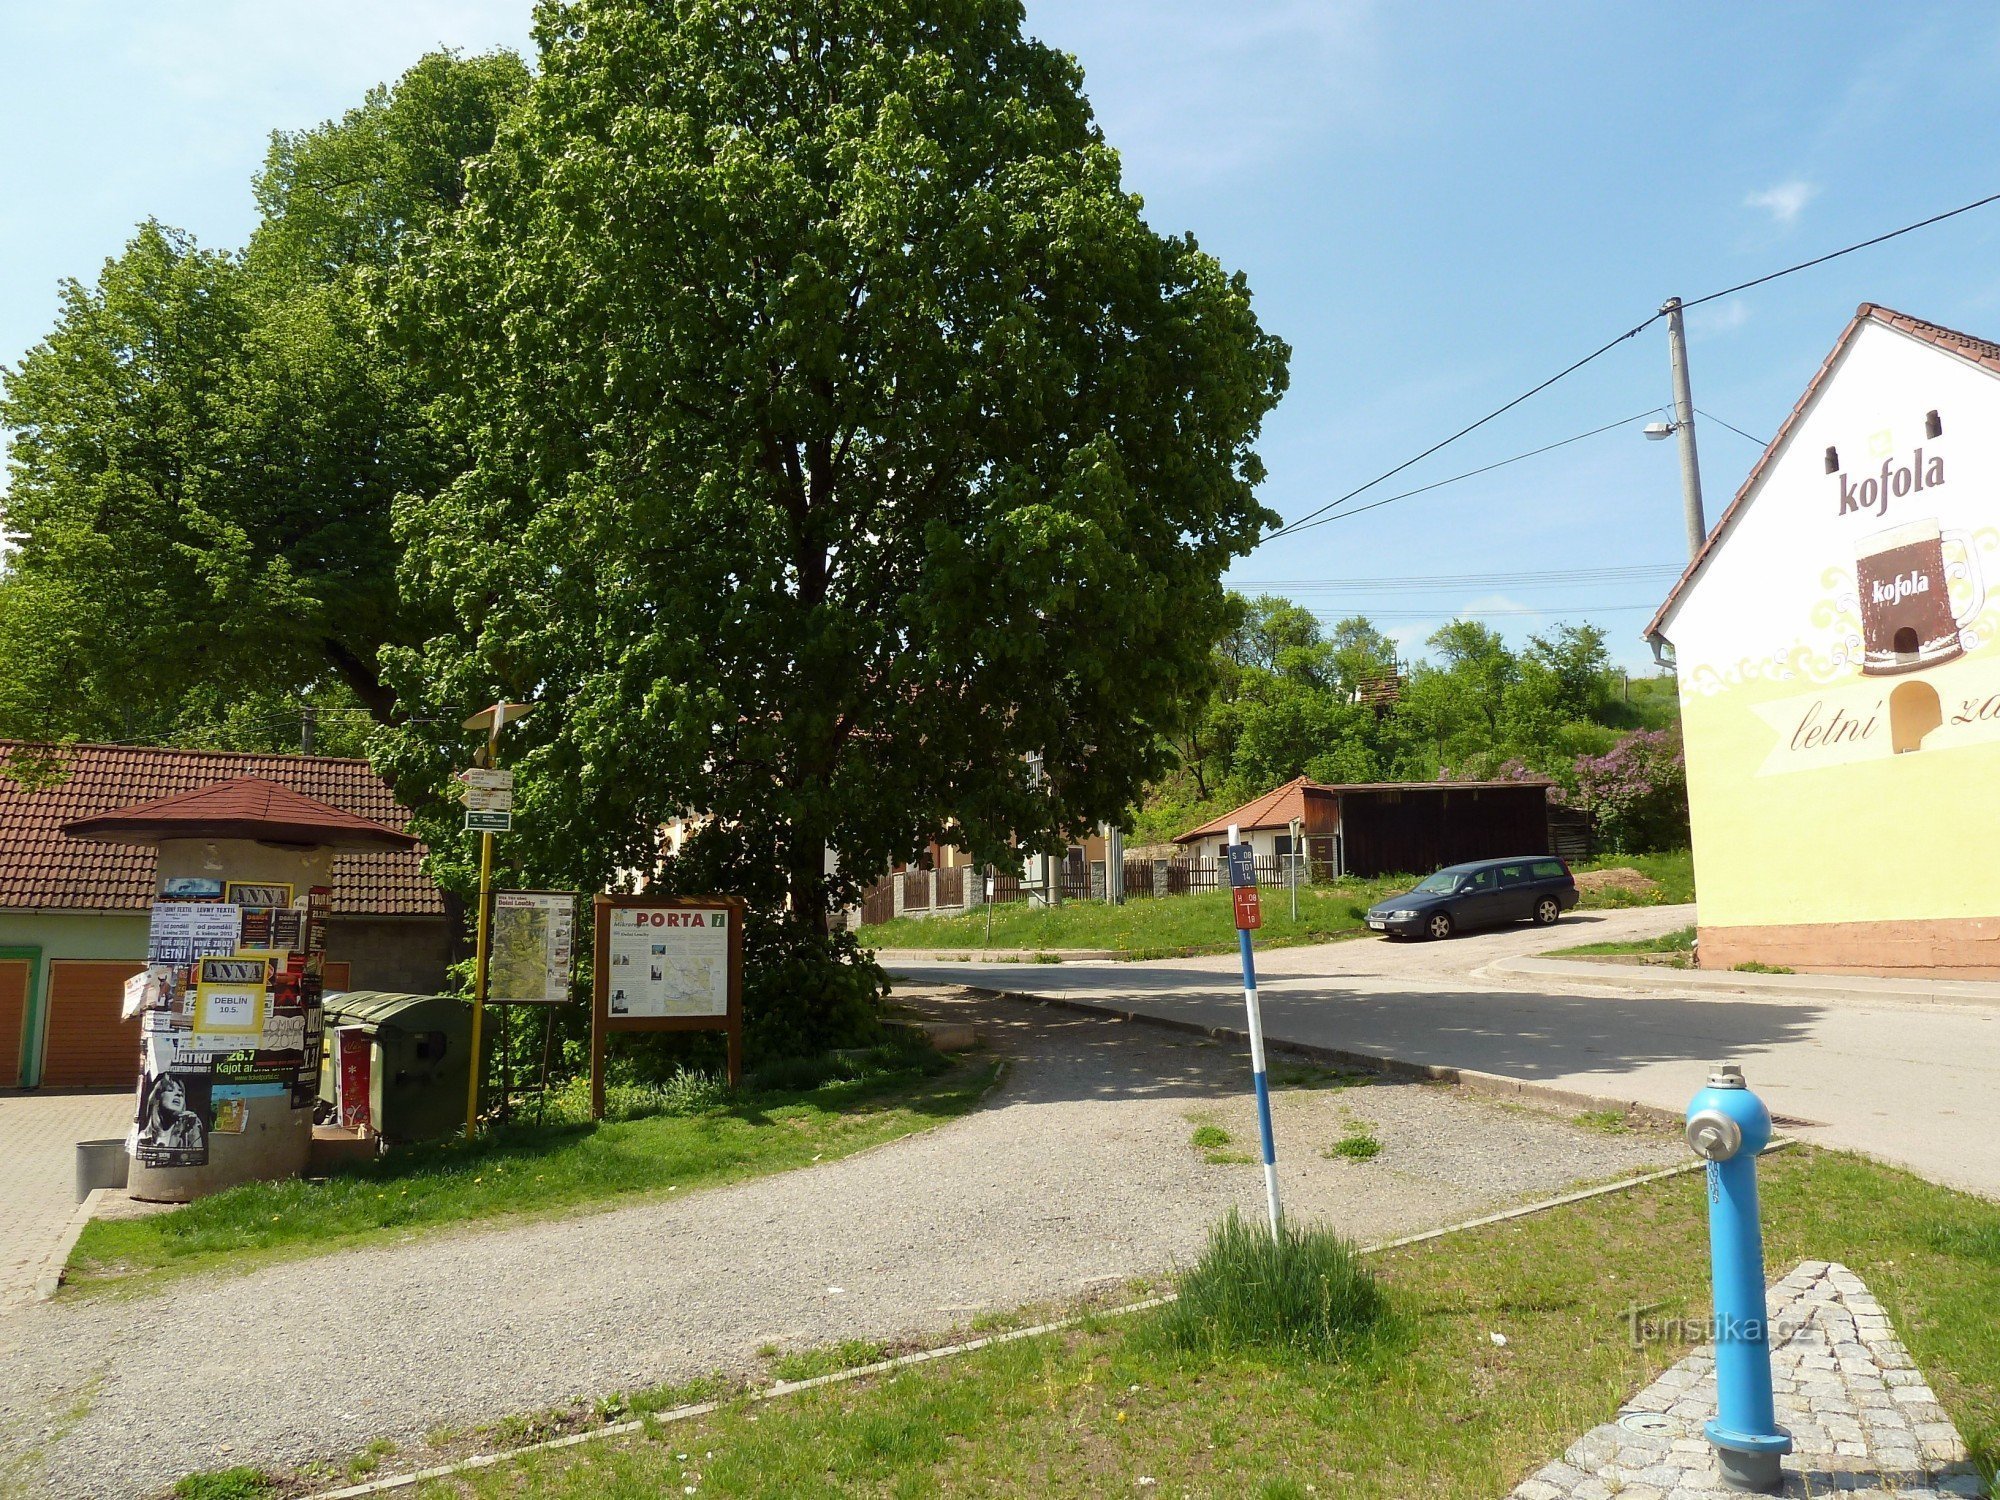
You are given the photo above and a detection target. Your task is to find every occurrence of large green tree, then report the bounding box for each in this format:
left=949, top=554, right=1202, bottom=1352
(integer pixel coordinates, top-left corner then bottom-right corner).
left=0, top=50, right=527, bottom=745
left=381, top=0, right=1289, bottom=951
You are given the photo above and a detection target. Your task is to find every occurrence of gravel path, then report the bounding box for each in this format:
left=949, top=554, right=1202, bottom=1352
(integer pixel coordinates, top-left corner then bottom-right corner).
left=0, top=990, right=1680, bottom=1498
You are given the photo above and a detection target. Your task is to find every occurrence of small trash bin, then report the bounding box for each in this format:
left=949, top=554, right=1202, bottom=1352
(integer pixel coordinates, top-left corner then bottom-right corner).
left=75, top=1139, right=129, bottom=1202
left=317, top=992, right=471, bottom=1144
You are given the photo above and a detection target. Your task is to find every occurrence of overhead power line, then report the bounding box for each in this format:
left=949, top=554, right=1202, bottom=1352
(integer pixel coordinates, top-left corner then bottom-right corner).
left=1233, top=563, right=1679, bottom=594
left=1694, top=407, right=1767, bottom=447
left=1302, top=602, right=1657, bottom=622
left=1265, top=347, right=1659, bottom=539
left=1272, top=409, right=1664, bottom=538
left=1679, top=188, right=2000, bottom=310
left=1264, top=187, right=2000, bottom=540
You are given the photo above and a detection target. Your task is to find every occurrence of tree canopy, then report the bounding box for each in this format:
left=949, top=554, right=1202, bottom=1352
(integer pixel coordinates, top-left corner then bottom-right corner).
left=0, top=50, right=528, bottom=747
left=1138, top=599, right=1684, bottom=848
left=377, top=0, right=1291, bottom=949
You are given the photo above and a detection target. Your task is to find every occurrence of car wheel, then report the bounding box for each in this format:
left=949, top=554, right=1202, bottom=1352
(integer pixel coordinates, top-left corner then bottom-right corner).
left=1425, top=911, right=1454, bottom=941
left=1535, top=897, right=1562, bottom=926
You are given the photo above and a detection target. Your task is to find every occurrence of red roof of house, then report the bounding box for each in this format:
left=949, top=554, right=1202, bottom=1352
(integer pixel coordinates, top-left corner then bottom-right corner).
left=64, top=777, right=417, bottom=850
left=1174, top=774, right=1552, bottom=844
left=0, top=742, right=443, bottom=917
left=1646, top=304, right=2000, bottom=643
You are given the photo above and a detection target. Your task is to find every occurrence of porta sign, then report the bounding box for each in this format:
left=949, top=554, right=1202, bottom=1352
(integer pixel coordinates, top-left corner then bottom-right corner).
left=590, top=894, right=745, bottom=1115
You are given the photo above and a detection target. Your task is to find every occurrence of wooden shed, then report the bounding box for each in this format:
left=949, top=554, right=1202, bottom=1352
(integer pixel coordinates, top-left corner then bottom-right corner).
left=1175, top=775, right=1553, bottom=879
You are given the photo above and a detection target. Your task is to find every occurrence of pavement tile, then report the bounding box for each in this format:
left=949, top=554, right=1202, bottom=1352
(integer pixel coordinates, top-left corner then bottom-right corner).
left=1502, top=1263, right=1979, bottom=1500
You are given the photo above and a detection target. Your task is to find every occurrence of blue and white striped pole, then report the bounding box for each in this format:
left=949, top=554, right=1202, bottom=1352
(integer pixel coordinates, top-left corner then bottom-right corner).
left=1228, top=824, right=1283, bottom=1239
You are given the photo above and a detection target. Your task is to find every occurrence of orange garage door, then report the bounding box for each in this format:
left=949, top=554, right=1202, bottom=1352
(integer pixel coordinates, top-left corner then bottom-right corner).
left=0, top=960, right=27, bottom=1088
left=41, top=961, right=143, bottom=1089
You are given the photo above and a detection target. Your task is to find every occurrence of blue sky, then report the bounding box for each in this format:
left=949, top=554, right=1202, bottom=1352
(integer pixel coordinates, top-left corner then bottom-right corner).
left=5, top=2, right=1999, bottom=670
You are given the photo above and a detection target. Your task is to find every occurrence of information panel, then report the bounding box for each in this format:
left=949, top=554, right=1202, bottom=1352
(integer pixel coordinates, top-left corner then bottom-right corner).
left=489, top=891, right=576, bottom=1004
left=605, top=904, right=729, bottom=1018
left=590, top=894, right=745, bottom=1115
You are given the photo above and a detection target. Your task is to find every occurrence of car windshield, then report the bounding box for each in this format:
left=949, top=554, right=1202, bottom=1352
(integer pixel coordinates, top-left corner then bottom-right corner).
left=1412, top=871, right=1464, bottom=894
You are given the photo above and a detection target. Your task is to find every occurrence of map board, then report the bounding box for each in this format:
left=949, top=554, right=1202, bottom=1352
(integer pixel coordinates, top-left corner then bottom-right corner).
left=488, top=891, right=575, bottom=1004
left=590, top=894, right=744, bottom=1115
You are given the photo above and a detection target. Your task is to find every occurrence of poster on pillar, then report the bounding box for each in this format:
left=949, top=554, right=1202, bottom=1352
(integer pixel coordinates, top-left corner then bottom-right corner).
left=134, top=1058, right=213, bottom=1168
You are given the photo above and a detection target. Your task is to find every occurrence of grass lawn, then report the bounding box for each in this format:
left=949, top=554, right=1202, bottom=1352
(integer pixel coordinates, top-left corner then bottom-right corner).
left=1554, top=924, right=1698, bottom=965
left=862, top=879, right=1411, bottom=959
left=860, top=849, right=1698, bottom=958
left=68, top=1045, right=998, bottom=1296
left=372, top=1146, right=1999, bottom=1499
left=1572, top=848, right=1695, bottom=905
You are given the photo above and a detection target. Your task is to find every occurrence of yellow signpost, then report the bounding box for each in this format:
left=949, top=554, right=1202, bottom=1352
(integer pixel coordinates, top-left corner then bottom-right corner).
left=461, top=701, right=535, bottom=1138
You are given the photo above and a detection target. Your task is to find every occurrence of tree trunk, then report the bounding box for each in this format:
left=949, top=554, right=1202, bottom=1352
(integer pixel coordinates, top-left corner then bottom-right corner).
left=323, top=637, right=400, bottom=724
left=786, top=831, right=832, bottom=941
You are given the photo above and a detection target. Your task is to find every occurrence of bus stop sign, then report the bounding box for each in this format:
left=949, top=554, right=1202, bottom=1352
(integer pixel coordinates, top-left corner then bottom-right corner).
left=1233, top=885, right=1263, bottom=930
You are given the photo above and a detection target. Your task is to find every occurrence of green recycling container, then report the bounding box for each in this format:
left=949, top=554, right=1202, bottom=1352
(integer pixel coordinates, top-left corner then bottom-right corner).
left=318, top=992, right=470, bottom=1144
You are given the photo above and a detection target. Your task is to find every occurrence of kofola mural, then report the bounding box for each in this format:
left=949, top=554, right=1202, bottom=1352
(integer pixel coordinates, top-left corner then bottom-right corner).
left=1679, top=428, right=2000, bottom=776
left=1651, top=304, right=2000, bottom=958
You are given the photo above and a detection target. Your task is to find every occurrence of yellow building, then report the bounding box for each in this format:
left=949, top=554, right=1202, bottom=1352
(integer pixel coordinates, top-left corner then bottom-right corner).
left=1648, top=304, right=2000, bottom=975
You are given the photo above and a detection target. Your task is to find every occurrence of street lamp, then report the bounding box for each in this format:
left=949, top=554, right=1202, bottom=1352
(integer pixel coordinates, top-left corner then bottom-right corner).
left=1643, top=421, right=1676, bottom=441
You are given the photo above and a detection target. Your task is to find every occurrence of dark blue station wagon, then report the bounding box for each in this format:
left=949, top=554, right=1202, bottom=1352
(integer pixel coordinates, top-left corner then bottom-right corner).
left=1364, top=856, right=1579, bottom=940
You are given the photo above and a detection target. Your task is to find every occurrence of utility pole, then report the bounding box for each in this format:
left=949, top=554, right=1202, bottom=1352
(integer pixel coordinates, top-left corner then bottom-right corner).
left=460, top=700, right=535, bottom=1138
left=1662, top=297, right=1708, bottom=558
left=300, top=704, right=316, bottom=756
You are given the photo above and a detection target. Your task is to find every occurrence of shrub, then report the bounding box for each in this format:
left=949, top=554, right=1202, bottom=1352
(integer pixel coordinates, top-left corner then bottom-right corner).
left=1570, top=728, right=1689, bottom=853
left=1150, top=1211, right=1395, bottom=1361
left=742, top=924, right=889, bottom=1063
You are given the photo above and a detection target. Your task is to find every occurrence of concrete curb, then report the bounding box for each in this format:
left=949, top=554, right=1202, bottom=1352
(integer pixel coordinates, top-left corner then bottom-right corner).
left=968, top=984, right=1692, bottom=1131
left=872, top=948, right=1121, bottom=964
left=1487, top=954, right=2000, bottom=1008
left=32, top=1186, right=111, bottom=1302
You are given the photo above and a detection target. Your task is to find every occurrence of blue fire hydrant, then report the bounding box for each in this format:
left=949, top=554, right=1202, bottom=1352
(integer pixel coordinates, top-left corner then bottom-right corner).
left=1686, top=1062, right=1792, bottom=1492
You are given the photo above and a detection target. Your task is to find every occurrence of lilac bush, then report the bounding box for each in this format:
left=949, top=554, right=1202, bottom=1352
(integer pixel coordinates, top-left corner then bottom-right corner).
left=1570, top=729, right=1688, bottom=852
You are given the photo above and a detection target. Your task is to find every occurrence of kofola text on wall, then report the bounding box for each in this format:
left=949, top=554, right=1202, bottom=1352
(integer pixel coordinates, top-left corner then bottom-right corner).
left=1837, top=447, right=1945, bottom=519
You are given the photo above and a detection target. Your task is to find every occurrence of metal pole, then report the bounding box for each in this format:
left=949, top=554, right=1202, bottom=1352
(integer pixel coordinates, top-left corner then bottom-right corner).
left=1663, top=296, right=1708, bottom=558
left=1229, top=823, right=1282, bottom=1239
left=464, top=827, right=494, bottom=1138
left=984, top=865, right=995, bottom=949
left=1288, top=816, right=1301, bottom=923
left=1106, top=822, right=1124, bottom=905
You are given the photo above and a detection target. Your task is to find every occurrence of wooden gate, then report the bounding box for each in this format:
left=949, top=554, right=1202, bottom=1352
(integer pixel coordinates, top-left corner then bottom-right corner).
left=860, top=877, right=896, bottom=926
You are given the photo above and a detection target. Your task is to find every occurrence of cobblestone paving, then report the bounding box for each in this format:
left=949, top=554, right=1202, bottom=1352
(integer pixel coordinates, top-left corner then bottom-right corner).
left=0, top=1091, right=131, bottom=1310
left=1510, top=1260, right=1983, bottom=1499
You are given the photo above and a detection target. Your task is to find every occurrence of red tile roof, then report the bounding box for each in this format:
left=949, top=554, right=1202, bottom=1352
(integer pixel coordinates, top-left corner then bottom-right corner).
left=1174, top=775, right=1552, bottom=843
left=63, top=777, right=416, bottom=851
left=0, top=742, right=443, bottom=917
left=1647, top=304, right=2000, bottom=642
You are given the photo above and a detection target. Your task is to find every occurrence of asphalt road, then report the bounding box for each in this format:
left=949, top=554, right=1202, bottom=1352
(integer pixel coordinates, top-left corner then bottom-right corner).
left=885, top=905, right=2000, bottom=1200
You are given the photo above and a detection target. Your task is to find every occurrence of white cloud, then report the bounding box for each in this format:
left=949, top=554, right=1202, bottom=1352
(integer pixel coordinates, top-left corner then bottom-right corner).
left=1744, top=179, right=1819, bottom=228
left=1689, top=299, right=1751, bottom=340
